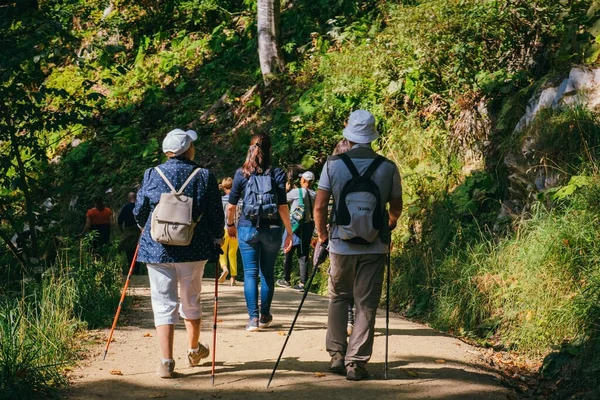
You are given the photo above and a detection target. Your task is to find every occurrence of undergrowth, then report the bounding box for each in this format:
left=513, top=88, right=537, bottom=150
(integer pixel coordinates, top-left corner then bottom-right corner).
left=0, top=239, right=124, bottom=399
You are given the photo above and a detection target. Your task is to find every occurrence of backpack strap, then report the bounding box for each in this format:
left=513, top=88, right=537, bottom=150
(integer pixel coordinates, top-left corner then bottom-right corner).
left=177, top=168, right=202, bottom=195
left=338, top=153, right=360, bottom=178
left=154, top=167, right=176, bottom=193
left=154, top=167, right=202, bottom=194
left=363, top=156, right=385, bottom=178
left=298, top=187, right=304, bottom=207
left=339, top=153, right=385, bottom=179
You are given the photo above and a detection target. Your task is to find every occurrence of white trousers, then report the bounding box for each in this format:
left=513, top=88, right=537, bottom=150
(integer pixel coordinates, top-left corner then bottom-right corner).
left=147, top=261, right=207, bottom=326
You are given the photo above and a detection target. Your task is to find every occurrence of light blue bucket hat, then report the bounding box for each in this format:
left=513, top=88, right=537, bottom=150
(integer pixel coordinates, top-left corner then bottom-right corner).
left=342, top=110, right=378, bottom=144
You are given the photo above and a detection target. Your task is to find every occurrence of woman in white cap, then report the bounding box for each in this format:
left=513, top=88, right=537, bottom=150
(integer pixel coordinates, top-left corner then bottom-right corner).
left=134, top=128, right=225, bottom=378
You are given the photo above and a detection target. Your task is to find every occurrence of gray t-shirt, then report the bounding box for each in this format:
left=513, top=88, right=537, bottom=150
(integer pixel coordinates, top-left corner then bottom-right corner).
left=287, top=187, right=316, bottom=222
left=318, top=144, right=402, bottom=255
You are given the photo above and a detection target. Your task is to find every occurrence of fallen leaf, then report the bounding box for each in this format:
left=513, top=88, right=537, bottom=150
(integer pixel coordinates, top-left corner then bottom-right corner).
left=143, top=333, right=152, bottom=337
left=109, top=370, right=123, bottom=376
left=435, top=359, right=446, bottom=364
left=149, top=394, right=166, bottom=399
left=314, top=372, right=326, bottom=378
left=217, top=319, right=223, bottom=323
left=63, top=367, right=73, bottom=372
left=405, top=369, right=418, bottom=377
left=277, top=331, right=287, bottom=336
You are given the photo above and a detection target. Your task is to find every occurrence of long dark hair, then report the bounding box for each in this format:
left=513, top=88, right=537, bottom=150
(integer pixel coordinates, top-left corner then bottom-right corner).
left=241, top=133, right=271, bottom=177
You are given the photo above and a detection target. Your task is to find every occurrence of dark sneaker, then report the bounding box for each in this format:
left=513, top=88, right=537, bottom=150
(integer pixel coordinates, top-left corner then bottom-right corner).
left=292, top=283, right=305, bottom=292
left=328, top=353, right=345, bottom=374
left=187, top=343, right=210, bottom=366
left=246, top=318, right=259, bottom=332
left=276, top=279, right=291, bottom=288
left=157, top=359, right=175, bottom=378
left=346, top=362, right=369, bottom=381
left=259, top=314, right=273, bottom=328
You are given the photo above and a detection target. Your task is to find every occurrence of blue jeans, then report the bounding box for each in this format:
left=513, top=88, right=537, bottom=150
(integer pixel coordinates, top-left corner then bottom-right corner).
left=238, top=225, right=284, bottom=320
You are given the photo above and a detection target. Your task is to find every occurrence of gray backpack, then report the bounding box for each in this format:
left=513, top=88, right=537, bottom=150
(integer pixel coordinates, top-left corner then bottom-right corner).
left=151, top=167, right=202, bottom=246
left=334, top=154, right=385, bottom=245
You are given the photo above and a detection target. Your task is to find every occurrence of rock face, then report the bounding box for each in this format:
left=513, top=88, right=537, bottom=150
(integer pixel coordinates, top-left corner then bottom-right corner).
left=503, top=67, right=600, bottom=214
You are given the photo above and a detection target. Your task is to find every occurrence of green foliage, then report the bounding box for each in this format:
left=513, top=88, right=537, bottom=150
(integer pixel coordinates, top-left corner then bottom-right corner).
left=522, top=106, right=600, bottom=170
left=393, top=172, right=600, bottom=356
left=0, top=237, right=125, bottom=397
left=70, top=239, right=124, bottom=328
left=3, top=1, right=600, bottom=396
left=0, top=275, right=77, bottom=399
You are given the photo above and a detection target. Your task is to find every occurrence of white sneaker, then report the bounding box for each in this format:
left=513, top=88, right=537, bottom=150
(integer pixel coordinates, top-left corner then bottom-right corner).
left=157, top=359, right=175, bottom=378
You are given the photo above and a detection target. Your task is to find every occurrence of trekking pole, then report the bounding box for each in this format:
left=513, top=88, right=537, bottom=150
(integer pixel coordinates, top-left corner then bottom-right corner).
left=267, top=260, right=321, bottom=388
left=385, top=245, right=391, bottom=379
left=103, top=241, right=140, bottom=361
left=211, top=259, right=220, bottom=385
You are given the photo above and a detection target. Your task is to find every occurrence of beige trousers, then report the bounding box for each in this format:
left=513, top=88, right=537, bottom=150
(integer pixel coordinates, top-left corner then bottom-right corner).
left=326, top=252, right=386, bottom=367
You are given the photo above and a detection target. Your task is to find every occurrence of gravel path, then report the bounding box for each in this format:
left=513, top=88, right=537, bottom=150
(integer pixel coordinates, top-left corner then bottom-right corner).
left=62, top=275, right=512, bottom=400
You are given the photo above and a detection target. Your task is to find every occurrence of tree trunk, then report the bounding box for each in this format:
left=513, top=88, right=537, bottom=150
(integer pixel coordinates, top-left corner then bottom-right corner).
left=8, top=129, right=39, bottom=259
left=0, top=229, right=29, bottom=275
left=257, top=0, right=284, bottom=85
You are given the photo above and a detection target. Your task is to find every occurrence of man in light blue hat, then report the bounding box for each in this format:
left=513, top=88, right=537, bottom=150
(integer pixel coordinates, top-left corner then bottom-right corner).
left=314, top=110, right=403, bottom=381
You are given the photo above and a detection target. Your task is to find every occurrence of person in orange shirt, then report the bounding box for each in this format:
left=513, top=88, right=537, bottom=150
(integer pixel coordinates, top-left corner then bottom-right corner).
left=80, top=195, right=114, bottom=250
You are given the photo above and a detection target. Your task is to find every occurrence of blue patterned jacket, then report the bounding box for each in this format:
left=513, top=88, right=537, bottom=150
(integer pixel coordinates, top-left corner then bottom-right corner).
left=134, top=158, right=224, bottom=263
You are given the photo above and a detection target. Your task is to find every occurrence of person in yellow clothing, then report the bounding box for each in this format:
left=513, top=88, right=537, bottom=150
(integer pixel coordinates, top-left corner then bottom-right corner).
left=219, top=177, right=239, bottom=285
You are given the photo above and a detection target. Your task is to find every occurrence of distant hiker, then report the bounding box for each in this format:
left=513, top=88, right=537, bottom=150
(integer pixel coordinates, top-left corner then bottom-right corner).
left=276, top=171, right=316, bottom=291
left=314, top=110, right=403, bottom=381
left=226, top=133, right=293, bottom=332
left=118, top=192, right=143, bottom=275
left=80, top=195, right=113, bottom=251
left=133, top=128, right=224, bottom=378
left=219, top=177, right=240, bottom=286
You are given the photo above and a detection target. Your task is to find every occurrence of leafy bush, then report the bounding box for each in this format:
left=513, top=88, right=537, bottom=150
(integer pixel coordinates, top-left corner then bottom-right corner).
left=393, top=172, right=600, bottom=356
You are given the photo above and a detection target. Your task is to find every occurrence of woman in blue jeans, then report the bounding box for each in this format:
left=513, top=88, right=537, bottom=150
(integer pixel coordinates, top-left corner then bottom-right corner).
left=226, top=133, right=293, bottom=331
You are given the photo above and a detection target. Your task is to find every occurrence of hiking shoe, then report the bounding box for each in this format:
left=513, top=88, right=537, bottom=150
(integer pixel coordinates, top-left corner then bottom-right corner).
left=187, top=343, right=210, bottom=367
left=157, top=359, right=175, bottom=378
left=347, top=323, right=354, bottom=336
left=346, top=362, right=369, bottom=381
left=328, top=353, right=345, bottom=374
left=292, top=283, right=305, bottom=292
left=276, top=279, right=291, bottom=288
left=259, top=314, right=273, bottom=328
left=246, top=318, right=259, bottom=332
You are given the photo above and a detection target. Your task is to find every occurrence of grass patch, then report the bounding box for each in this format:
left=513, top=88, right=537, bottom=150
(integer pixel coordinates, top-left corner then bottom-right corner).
left=0, top=240, right=124, bottom=398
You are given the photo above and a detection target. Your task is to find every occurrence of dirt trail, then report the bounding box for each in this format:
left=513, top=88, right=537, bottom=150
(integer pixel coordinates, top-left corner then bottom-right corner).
left=62, top=275, right=512, bottom=400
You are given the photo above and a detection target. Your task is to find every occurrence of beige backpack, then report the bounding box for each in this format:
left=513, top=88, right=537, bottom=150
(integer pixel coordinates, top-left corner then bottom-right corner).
left=150, top=167, right=202, bottom=246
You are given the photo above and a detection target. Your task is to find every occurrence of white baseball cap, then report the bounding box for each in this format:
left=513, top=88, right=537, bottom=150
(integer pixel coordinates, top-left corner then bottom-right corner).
left=162, top=129, right=198, bottom=156
left=299, top=171, right=315, bottom=181
left=342, top=110, right=378, bottom=144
